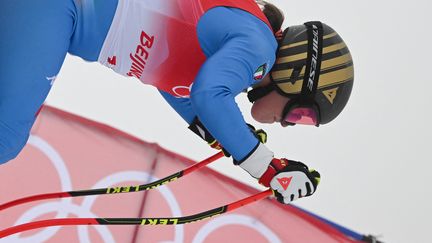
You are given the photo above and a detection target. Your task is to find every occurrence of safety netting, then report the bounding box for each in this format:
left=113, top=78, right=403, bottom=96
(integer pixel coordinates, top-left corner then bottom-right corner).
left=0, top=106, right=369, bottom=242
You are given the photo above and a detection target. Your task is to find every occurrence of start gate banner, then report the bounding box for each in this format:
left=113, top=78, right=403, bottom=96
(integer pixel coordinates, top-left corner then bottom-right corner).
left=0, top=106, right=367, bottom=243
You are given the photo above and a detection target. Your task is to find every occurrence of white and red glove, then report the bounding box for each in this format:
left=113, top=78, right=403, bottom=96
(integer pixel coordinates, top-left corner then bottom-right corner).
left=239, top=143, right=320, bottom=204
left=259, top=158, right=320, bottom=204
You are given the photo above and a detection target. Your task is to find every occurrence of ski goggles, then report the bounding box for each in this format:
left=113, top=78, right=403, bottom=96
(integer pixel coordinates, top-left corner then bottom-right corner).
left=247, top=86, right=321, bottom=126
left=281, top=103, right=320, bottom=126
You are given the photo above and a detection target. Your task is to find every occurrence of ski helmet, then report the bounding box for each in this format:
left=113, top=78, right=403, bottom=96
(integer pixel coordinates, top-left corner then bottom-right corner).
left=248, top=21, right=354, bottom=126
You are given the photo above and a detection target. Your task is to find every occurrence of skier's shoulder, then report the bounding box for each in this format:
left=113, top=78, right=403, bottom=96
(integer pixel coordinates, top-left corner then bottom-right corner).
left=230, top=10, right=278, bottom=59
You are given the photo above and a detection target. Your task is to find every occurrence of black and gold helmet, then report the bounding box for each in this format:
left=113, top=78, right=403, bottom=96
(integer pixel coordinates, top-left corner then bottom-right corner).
left=248, top=21, right=354, bottom=126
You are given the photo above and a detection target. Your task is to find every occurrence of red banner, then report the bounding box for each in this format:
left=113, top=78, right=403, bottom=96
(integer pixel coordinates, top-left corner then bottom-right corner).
left=0, top=106, right=363, bottom=242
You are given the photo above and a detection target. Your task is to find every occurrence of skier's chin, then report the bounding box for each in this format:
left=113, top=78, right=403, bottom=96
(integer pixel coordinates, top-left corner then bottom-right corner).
left=251, top=114, right=273, bottom=124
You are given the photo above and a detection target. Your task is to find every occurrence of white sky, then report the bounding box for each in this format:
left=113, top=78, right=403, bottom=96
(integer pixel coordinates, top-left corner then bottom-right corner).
left=45, top=0, right=432, bottom=242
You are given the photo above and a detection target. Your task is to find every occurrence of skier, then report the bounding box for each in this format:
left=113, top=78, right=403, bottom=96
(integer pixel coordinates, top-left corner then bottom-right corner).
left=0, top=0, right=353, bottom=204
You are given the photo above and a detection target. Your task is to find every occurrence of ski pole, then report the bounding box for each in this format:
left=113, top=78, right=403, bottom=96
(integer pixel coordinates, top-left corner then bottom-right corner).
left=0, top=152, right=224, bottom=211
left=0, top=189, right=273, bottom=238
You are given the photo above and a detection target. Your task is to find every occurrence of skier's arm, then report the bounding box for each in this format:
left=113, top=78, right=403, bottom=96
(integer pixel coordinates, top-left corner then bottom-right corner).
left=190, top=38, right=270, bottom=162
left=160, top=44, right=271, bottom=161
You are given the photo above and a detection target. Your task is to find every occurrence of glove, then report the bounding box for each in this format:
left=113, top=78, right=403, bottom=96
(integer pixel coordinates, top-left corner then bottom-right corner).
left=237, top=143, right=320, bottom=204
left=259, top=158, right=320, bottom=204
left=188, top=117, right=267, bottom=157
left=246, top=124, right=267, bottom=144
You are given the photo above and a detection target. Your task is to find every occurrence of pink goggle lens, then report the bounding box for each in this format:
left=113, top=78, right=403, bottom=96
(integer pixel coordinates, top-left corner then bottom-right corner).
left=284, top=107, right=318, bottom=125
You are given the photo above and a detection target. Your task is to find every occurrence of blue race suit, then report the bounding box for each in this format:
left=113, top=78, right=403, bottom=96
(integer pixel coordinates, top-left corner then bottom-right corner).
left=0, top=0, right=277, bottom=164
